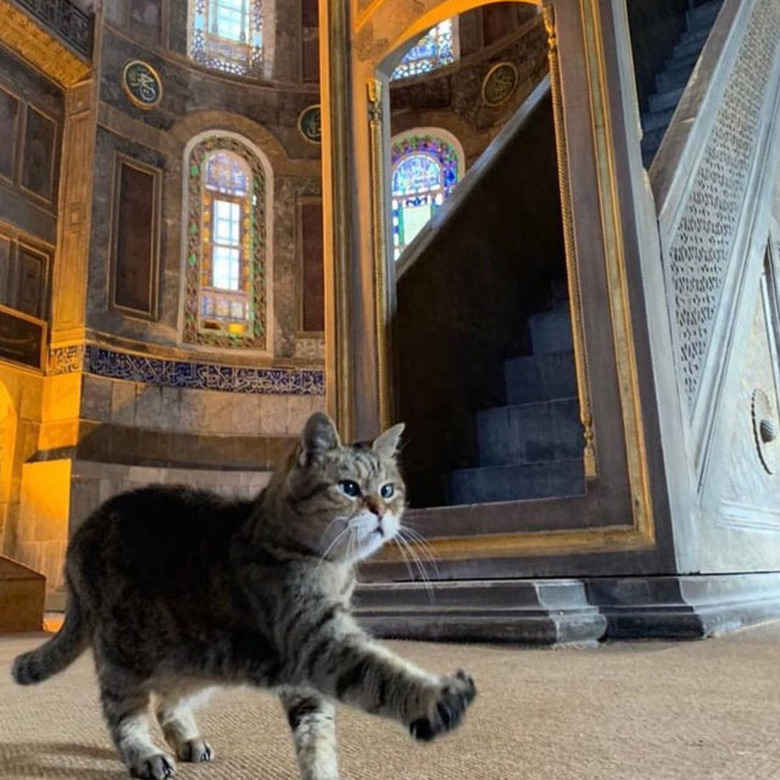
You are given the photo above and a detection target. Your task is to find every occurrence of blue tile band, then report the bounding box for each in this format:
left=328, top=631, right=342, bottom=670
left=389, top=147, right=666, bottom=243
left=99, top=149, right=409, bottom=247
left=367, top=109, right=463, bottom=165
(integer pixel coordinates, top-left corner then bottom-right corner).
left=49, top=345, right=325, bottom=396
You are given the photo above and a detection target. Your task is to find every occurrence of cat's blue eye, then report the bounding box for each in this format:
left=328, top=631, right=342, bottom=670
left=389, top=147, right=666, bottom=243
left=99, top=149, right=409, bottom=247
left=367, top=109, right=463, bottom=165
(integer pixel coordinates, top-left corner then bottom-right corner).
left=380, top=483, right=395, bottom=499
left=338, top=480, right=361, bottom=498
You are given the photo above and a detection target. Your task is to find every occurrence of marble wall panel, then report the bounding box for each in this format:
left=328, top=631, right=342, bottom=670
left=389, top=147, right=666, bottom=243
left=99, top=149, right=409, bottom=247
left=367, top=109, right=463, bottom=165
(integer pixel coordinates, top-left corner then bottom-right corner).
left=82, top=372, right=324, bottom=438
left=81, top=375, right=113, bottom=422
left=110, top=379, right=137, bottom=426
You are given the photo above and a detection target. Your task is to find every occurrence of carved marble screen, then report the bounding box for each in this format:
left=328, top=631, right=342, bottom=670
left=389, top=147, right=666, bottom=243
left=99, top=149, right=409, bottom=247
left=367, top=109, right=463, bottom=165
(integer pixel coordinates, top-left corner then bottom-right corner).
left=721, top=249, right=780, bottom=526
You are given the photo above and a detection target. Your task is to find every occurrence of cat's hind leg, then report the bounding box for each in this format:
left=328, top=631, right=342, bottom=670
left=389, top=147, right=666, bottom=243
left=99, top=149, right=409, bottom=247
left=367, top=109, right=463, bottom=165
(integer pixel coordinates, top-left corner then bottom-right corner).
left=279, top=688, right=339, bottom=780
left=155, top=686, right=215, bottom=764
left=97, top=666, right=175, bottom=779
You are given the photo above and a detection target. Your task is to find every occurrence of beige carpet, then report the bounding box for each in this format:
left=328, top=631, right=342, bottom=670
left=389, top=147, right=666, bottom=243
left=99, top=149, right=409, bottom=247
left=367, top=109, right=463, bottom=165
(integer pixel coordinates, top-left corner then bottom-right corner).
left=2, top=623, right=780, bottom=780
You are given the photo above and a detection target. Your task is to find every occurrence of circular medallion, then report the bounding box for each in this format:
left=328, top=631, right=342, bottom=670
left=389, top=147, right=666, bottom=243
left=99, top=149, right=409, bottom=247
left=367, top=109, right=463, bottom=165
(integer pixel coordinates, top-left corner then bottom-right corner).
left=482, top=61, right=519, bottom=107
left=122, top=60, right=163, bottom=110
left=751, top=387, right=778, bottom=474
left=298, top=104, right=322, bottom=145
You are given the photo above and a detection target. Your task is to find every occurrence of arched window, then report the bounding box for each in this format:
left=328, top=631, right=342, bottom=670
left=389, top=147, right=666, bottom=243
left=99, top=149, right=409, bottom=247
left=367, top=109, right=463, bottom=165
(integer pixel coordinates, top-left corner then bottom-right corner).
left=190, top=0, right=264, bottom=76
left=391, top=131, right=463, bottom=259
left=184, top=135, right=269, bottom=349
left=391, top=19, right=458, bottom=80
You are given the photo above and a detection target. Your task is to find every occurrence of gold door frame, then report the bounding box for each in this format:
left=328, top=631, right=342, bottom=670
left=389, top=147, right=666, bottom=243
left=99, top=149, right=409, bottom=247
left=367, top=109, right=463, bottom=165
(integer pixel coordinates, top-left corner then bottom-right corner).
left=319, top=0, right=656, bottom=561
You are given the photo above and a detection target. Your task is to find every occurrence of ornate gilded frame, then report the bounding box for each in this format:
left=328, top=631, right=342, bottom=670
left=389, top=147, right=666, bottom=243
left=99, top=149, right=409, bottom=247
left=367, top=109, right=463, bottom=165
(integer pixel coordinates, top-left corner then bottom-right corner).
left=319, top=0, right=657, bottom=564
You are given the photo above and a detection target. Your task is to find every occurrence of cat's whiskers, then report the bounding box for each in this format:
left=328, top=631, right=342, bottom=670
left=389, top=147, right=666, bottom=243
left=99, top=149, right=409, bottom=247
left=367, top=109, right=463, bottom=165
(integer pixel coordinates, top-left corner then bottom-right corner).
left=392, top=537, right=418, bottom=584
left=397, top=526, right=439, bottom=575
left=394, top=533, right=434, bottom=599
left=317, top=516, right=347, bottom=554
left=317, top=524, right=353, bottom=566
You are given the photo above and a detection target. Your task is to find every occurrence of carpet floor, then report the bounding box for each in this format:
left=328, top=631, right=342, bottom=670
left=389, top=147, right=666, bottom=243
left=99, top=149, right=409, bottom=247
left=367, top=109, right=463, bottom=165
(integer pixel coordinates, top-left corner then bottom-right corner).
left=1, top=622, right=779, bottom=780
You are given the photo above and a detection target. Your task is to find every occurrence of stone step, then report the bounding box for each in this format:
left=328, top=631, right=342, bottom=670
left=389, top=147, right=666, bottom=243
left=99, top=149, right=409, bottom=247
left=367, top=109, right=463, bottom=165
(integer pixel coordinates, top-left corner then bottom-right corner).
left=448, top=458, right=585, bottom=505
left=642, top=146, right=658, bottom=169
left=550, top=279, right=569, bottom=307
left=528, top=308, right=573, bottom=355
left=679, top=27, right=711, bottom=47
left=504, top=349, right=578, bottom=405
left=641, top=126, right=667, bottom=156
left=686, top=0, right=722, bottom=33
left=641, top=107, right=675, bottom=132
left=476, top=397, right=583, bottom=466
left=664, top=50, right=701, bottom=72
left=672, top=36, right=705, bottom=61
left=649, top=86, right=684, bottom=114
left=655, top=64, right=694, bottom=94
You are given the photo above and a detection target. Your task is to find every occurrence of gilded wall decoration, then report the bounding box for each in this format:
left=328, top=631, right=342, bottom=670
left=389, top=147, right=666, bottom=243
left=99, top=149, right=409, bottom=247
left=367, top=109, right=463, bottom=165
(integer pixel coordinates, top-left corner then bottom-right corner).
left=481, top=61, right=518, bottom=106
left=667, top=0, right=780, bottom=408
left=297, top=105, right=322, bottom=144
left=0, top=0, right=91, bottom=86
left=121, top=60, right=163, bottom=110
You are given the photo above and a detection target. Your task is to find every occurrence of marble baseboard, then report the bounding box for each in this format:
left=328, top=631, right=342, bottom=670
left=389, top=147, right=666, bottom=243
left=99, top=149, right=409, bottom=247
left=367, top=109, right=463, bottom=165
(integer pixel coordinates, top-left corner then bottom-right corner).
left=354, top=579, right=607, bottom=646
left=587, top=572, right=780, bottom=638
left=353, top=573, right=780, bottom=644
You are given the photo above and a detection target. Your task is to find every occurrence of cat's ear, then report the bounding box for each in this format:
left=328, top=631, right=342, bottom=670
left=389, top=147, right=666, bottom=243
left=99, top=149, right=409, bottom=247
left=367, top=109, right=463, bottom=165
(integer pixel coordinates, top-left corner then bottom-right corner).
left=372, top=422, right=405, bottom=458
left=299, top=412, right=341, bottom=465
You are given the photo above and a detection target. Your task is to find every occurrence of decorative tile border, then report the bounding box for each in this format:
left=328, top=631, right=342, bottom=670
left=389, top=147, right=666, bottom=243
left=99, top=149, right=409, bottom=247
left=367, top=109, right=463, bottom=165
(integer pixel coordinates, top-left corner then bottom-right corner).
left=86, top=346, right=324, bottom=396
left=49, top=344, right=325, bottom=396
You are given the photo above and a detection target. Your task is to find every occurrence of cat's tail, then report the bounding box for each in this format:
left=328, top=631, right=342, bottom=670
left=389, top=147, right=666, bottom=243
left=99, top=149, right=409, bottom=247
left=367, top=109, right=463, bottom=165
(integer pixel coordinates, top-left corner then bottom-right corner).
left=12, top=595, right=89, bottom=685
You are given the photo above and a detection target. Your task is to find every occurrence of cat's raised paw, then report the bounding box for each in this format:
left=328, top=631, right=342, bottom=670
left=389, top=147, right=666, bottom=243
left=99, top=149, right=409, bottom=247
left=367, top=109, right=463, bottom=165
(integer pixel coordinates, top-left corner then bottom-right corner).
left=409, top=669, right=477, bottom=742
left=129, top=753, right=175, bottom=779
left=177, top=739, right=214, bottom=763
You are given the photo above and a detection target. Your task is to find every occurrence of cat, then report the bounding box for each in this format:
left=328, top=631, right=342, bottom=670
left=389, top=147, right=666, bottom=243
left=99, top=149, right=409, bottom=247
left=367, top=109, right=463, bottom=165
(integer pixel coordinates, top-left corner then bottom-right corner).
left=12, top=411, right=476, bottom=780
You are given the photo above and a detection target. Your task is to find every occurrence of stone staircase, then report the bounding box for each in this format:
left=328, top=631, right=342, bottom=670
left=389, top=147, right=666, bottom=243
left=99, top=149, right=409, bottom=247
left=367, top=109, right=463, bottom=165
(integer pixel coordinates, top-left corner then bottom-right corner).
left=448, top=293, right=585, bottom=505
left=640, top=0, right=723, bottom=166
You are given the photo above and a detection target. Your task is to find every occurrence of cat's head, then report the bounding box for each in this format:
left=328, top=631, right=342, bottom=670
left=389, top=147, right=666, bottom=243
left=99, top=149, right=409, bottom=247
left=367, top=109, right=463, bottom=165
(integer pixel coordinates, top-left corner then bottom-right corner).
left=280, top=412, right=406, bottom=564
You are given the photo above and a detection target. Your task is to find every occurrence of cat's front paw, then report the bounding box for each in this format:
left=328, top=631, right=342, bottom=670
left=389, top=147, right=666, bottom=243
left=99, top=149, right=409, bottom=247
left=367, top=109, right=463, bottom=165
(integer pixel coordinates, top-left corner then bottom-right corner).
left=409, top=669, right=476, bottom=742
left=129, top=753, right=175, bottom=779
left=177, top=739, right=214, bottom=763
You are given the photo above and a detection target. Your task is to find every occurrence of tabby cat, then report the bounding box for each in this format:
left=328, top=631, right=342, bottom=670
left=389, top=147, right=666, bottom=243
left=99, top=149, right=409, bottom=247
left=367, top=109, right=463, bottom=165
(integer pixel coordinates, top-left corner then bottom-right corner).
left=12, top=412, right=476, bottom=780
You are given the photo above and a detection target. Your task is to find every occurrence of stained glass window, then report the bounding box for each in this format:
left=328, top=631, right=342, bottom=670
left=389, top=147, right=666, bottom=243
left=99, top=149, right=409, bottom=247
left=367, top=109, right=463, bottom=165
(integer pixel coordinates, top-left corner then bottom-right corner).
left=190, top=0, right=263, bottom=76
left=391, top=19, right=457, bottom=80
left=391, top=133, right=462, bottom=259
left=185, top=136, right=268, bottom=348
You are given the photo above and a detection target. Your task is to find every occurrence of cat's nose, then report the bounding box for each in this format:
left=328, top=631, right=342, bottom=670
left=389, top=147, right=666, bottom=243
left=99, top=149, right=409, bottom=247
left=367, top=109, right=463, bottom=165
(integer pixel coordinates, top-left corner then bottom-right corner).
left=365, top=497, right=383, bottom=517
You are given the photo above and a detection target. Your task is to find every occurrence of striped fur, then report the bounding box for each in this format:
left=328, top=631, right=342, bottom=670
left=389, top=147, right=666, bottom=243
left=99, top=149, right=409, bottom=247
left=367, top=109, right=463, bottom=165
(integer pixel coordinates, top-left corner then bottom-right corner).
left=11, top=412, right=475, bottom=780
